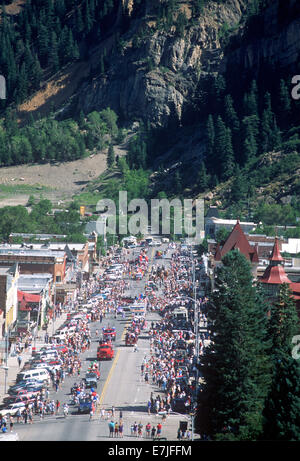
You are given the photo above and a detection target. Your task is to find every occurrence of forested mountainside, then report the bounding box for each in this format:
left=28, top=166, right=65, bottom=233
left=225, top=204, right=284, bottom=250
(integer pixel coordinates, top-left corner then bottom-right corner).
left=1, top=0, right=300, bottom=231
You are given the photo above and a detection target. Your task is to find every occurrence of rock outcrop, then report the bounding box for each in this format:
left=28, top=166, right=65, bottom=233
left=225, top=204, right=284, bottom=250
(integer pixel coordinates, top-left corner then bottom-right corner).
left=77, top=0, right=248, bottom=128
left=225, top=0, right=300, bottom=74
left=75, top=0, right=300, bottom=131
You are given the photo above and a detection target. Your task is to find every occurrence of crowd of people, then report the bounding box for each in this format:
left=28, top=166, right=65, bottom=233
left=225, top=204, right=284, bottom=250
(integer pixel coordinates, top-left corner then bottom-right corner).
left=137, top=243, right=211, bottom=432
left=1, top=240, right=209, bottom=440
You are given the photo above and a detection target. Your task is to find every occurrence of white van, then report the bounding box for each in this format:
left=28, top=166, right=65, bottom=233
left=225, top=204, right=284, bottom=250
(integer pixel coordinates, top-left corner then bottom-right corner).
left=53, top=327, right=76, bottom=341
left=17, top=369, right=51, bottom=385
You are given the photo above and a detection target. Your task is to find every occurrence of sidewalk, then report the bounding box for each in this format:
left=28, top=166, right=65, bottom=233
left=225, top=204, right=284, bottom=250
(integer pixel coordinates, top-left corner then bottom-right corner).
left=0, top=313, right=67, bottom=407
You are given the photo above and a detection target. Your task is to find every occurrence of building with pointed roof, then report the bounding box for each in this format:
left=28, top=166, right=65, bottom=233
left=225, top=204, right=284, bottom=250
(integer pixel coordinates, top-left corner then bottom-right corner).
left=259, top=237, right=300, bottom=314
left=214, top=220, right=259, bottom=275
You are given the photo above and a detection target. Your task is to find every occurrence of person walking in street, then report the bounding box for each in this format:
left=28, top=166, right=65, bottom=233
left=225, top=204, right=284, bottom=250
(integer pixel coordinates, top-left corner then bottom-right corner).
left=28, top=408, right=33, bottom=424
left=56, top=400, right=60, bottom=415
left=16, top=408, right=22, bottom=424
left=23, top=409, right=28, bottom=424
left=147, top=399, right=151, bottom=414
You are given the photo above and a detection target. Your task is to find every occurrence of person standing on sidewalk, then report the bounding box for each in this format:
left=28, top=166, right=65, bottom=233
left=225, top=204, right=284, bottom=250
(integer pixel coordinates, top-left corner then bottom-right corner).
left=17, top=355, right=22, bottom=368
left=157, top=422, right=162, bottom=438
left=108, top=420, right=115, bottom=437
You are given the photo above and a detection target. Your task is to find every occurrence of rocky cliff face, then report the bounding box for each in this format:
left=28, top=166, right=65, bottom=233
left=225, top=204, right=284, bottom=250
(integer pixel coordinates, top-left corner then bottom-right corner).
left=224, top=0, right=300, bottom=74
left=75, top=0, right=300, bottom=130
left=77, top=0, right=248, bottom=128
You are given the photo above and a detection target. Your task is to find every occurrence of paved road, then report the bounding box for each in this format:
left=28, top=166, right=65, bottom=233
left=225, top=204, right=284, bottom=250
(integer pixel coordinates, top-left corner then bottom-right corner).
left=10, top=245, right=194, bottom=441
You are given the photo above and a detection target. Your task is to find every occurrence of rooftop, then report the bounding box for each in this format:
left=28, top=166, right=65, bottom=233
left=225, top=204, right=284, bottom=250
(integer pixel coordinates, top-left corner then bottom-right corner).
left=215, top=221, right=259, bottom=263
left=0, top=247, right=65, bottom=258
left=209, top=217, right=257, bottom=226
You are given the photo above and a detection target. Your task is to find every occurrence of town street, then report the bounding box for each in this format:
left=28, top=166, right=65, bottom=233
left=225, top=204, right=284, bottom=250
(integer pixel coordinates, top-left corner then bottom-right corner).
left=13, top=245, right=188, bottom=441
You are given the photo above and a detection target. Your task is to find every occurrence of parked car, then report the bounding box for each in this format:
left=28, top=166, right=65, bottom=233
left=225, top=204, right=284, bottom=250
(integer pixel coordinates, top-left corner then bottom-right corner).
left=16, top=369, right=51, bottom=385
left=55, top=344, right=68, bottom=354
left=5, top=389, right=40, bottom=403
left=0, top=401, right=33, bottom=417
left=31, top=362, right=61, bottom=373
left=8, top=380, right=44, bottom=395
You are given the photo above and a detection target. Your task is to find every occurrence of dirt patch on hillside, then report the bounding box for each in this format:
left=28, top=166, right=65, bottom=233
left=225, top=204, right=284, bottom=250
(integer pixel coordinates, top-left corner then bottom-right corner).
left=0, top=153, right=108, bottom=207
left=17, top=60, right=91, bottom=124
left=0, top=138, right=130, bottom=208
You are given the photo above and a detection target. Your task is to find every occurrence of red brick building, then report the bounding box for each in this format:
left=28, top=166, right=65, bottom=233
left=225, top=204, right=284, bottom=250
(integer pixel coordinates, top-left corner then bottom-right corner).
left=0, top=248, right=66, bottom=283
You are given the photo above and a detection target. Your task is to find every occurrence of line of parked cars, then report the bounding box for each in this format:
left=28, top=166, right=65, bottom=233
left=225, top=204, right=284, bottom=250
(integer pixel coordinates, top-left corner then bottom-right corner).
left=0, top=346, right=65, bottom=418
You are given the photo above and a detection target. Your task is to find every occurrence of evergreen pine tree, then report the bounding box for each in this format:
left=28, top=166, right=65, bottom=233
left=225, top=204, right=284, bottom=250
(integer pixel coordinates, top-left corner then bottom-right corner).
left=262, top=284, right=300, bottom=440
left=206, top=114, right=215, bottom=172
left=31, top=54, right=43, bottom=90
left=84, top=0, right=93, bottom=34
left=261, top=92, right=274, bottom=153
left=197, top=160, right=209, bottom=191
left=107, top=143, right=115, bottom=168
left=278, top=79, right=291, bottom=128
left=48, top=31, right=60, bottom=72
left=76, top=6, right=85, bottom=35
left=231, top=165, right=247, bottom=202
left=196, top=250, right=271, bottom=440
left=213, top=116, right=235, bottom=180
left=241, top=115, right=259, bottom=164
left=212, top=75, right=226, bottom=113
left=37, top=23, right=49, bottom=67
left=224, top=94, right=240, bottom=134
left=222, top=127, right=235, bottom=180
left=16, top=62, right=28, bottom=103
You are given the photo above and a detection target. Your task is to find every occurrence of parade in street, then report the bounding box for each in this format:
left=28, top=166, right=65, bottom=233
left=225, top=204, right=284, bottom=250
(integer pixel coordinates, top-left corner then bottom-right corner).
left=0, top=239, right=208, bottom=441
